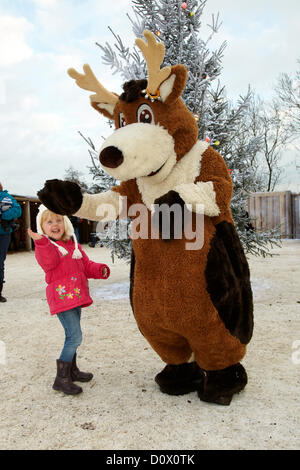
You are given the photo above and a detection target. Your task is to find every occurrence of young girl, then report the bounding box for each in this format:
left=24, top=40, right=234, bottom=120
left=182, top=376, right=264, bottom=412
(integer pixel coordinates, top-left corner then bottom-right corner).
left=28, top=204, right=110, bottom=396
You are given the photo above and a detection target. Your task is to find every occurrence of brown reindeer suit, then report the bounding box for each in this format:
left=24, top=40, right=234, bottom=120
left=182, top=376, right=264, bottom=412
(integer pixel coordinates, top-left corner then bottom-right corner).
left=38, top=31, right=253, bottom=405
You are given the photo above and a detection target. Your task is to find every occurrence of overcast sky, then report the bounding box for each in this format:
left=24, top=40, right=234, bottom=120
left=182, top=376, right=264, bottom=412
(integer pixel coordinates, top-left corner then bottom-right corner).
left=0, top=0, right=299, bottom=197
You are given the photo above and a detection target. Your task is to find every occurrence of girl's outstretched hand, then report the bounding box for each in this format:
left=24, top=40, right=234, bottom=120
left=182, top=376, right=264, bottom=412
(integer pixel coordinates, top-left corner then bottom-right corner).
left=102, top=266, right=109, bottom=279
left=27, top=228, right=43, bottom=241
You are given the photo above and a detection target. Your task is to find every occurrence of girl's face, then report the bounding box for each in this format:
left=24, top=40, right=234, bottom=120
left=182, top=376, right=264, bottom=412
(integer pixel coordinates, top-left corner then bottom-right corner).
left=42, top=214, right=65, bottom=240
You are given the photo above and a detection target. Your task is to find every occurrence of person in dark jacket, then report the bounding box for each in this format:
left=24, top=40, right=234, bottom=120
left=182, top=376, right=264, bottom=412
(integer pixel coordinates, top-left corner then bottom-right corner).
left=69, top=216, right=81, bottom=243
left=0, top=183, right=22, bottom=302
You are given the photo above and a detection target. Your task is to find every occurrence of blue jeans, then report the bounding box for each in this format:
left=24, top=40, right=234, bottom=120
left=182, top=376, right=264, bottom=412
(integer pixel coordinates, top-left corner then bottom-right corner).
left=57, top=307, right=82, bottom=363
left=0, top=233, right=11, bottom=284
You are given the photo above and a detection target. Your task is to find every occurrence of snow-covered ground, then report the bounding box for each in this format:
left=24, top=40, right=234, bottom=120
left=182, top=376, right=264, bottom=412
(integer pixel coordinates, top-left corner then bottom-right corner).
left=0, top=241, right=299, bottom=450
left=90, top=282, right=130, bottom=301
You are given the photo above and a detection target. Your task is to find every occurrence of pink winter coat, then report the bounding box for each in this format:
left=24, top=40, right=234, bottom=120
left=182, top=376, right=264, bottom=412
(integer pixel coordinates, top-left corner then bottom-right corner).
left=34, top=236, right=110, bottom=315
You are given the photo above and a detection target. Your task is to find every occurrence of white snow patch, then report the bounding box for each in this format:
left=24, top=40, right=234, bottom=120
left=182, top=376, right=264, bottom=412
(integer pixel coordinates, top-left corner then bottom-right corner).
left=251, top=277, right=273, bottom=300
left=90, top=282, right=130, bottom=300
left=251, top=277, right=273, bottom=292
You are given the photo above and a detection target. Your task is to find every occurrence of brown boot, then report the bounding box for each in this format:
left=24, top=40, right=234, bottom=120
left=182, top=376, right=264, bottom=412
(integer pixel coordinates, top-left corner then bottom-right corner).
left=71, top=353, right=93, bottom=382
left=52, top=359, right=83, bottom=395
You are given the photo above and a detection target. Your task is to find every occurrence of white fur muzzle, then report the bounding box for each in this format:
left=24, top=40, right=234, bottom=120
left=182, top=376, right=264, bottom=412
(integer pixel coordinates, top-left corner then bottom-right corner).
left=99, top=123, right=177, bottom=182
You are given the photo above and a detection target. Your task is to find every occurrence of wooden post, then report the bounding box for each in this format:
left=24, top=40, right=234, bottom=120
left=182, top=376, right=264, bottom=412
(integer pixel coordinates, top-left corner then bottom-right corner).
left=276, top=191, right=292, bottom=238
left=285, top=191, right=292, bottom=239
left=249, top=195, right=256, bottom=230
left=292, top=193, right=300, bottom=239
left=256, top=194, right=261, bottom=230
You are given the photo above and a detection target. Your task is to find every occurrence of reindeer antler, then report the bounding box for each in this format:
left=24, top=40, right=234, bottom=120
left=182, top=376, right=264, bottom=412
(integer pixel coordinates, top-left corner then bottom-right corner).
left=67, top=64, right=118, bottom=106
left=135, top=30, right=171, bottom=97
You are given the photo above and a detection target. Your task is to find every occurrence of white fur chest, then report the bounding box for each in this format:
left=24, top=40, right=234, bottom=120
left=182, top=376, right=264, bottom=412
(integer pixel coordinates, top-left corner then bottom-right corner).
left=136, top=140, right=209, bottom=209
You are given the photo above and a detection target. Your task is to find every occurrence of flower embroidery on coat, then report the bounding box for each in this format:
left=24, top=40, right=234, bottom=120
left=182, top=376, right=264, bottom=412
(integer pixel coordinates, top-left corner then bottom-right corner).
left=56, top=285, right=66, bottom=294
left=74, top=287, right=81, bottom=299
left=56, top=284, right=81, bottom=300
left=56, top=285, right=66, bottom=299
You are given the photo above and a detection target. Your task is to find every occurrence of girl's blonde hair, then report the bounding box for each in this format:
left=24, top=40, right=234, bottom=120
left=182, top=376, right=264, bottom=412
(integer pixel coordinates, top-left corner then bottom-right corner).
left=40, top=210, right=69, bottom=241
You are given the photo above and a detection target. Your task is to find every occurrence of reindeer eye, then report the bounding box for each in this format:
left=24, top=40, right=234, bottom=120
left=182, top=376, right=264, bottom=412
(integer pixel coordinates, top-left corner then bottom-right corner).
left=119, top=112, right=127, bottom=128
left=137, top=104, right=154, bottom=125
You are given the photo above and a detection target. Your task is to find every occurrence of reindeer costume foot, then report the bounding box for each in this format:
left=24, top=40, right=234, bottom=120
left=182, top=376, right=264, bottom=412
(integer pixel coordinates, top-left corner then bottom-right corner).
left=198, top=363, right=248, bottom=406
left=155, top=362, right=204, bottom=396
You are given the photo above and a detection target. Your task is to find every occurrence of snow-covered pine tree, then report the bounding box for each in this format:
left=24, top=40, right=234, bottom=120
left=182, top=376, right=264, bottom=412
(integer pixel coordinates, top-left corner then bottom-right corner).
left=91, top=0, right=280, bottom=257
left=80, top=132, right=132, bottom=263
left=99, top=0, right=225, bottom=135
left=202, top=76, right=281, bottom=255
left=204, top=84, right=281, bottom=256
left=64, top=164, right=90, bottom=193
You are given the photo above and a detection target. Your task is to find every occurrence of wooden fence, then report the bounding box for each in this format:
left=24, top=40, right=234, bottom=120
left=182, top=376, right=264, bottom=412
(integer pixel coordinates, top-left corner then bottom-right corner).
left=247, top=191, right=300, bottom=239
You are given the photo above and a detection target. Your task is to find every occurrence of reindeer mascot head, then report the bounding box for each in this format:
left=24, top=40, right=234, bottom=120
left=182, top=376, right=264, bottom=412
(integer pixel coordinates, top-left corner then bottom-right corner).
left=38, top=31, right=253, bottom=405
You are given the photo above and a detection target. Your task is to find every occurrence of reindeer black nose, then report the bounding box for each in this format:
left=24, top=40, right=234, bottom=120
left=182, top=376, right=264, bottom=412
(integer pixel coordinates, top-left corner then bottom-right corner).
left=100, top=146, right=124, bottom=169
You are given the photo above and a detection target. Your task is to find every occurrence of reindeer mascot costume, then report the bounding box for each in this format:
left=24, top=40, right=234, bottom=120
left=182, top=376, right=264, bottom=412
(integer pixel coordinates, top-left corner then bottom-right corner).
left=38, top=31, right=253, bottom=405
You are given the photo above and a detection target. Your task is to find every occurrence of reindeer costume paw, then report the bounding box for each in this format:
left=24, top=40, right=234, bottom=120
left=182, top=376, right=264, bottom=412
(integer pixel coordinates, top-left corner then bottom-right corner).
left=38, top=179, right=83, bottom=215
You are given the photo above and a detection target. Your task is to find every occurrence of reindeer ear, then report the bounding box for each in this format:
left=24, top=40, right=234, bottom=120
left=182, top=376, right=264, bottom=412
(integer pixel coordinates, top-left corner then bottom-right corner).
left=159, top=65, right=187, bottom=105
left=90, top=96, right=117, bottom=120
